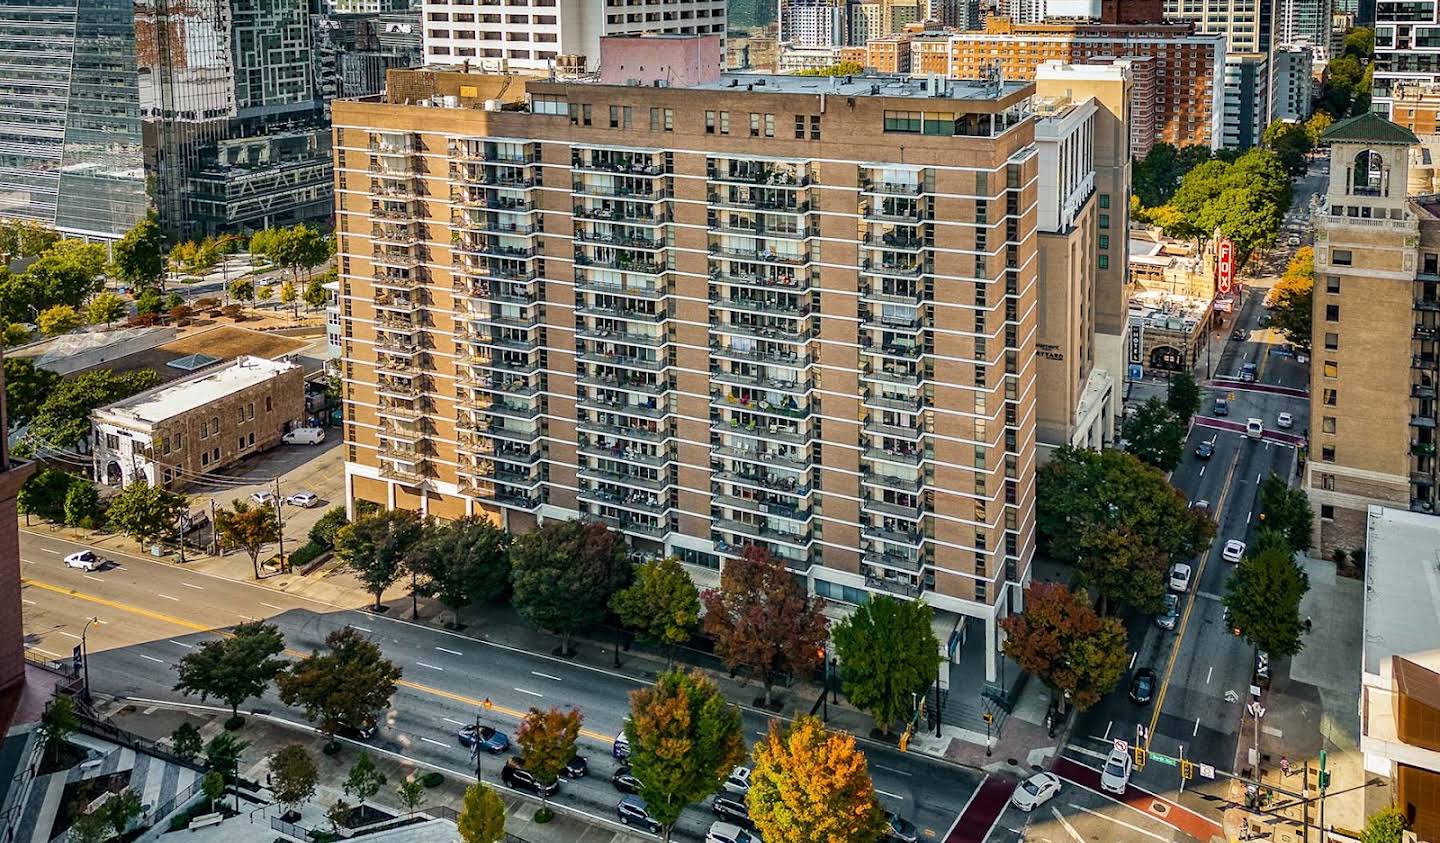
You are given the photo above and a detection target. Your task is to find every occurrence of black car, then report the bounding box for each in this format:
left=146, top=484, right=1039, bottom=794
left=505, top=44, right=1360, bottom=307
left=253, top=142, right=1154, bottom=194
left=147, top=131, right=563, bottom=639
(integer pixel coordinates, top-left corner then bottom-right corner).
left=337, top=720, right=378, bottom=741
left=563, top=755, right=588, bottom=779
left=1194, top=440, right=1214, bottom=460
left=611, top=765, right=643, bottom=795
left=886, top=811, right=920, bottom=843
left=501, top=758, right=559, bottom=797
left=1129, top=668, right=1158, bottom=705
left=616, top=796, right=662, bottom=833
left=712, top=795, right=753, bottom=828
left=1231, top=328, right=1246, bottom=341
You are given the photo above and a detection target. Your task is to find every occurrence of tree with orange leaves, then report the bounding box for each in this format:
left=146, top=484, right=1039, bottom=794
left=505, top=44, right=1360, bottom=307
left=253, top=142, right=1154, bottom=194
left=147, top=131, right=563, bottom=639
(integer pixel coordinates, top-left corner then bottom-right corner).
left=700, top=544, right=828, bottom=708
left=515, top=706, right=582, bottom=821
left=746, top=716, right=887, bottom=843
left=998, top=582, right=1129, bottom=712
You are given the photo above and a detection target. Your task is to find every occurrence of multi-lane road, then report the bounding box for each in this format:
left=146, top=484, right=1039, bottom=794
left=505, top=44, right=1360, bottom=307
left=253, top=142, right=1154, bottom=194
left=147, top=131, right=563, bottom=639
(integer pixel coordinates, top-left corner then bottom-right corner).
left=19, top=529, right=982, bottom=842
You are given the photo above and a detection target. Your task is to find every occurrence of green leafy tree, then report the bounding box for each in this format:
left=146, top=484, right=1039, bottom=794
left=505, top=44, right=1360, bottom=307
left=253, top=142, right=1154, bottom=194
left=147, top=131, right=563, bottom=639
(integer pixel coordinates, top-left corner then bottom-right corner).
left=67, top=806, right=111, bottom=843
left=1257, top=473, right=1314, bottom=552
left=702, top=544, right=828, bottom=707
left=269, top=744, right=319, bottom=815
left=1223, top=547, right=1310, bottom=658
left=18, top=468, right=75, bottom=523
left=280, top=280, right=298, bottom=316
left=794, top=60, right=865, bottom=76
left=336, top=509, right=425, bottom=610
left=24, top=239, right=107, bottom=310
left=833, top=595, right=942, bottom=734
left=39, top=693, right=78, bottom=766
left=4, top=356, right=59, bottom=426
left=309, top=506, right=349, bottom=549
left=103, top=788, right=142, bottom=838
left=747, top=716, right=887, bottom=843
left=1262, top=119, right=1313, bottom=177
left=1165, top=370, right=1202, bottom=426
left=1037, top=447, right=1214, bottom=613
left=304, top=276, right=329, bottom=311
left=457, top=782, right=507, bottom=843
left=201, top=770, right=226, bottom=812
left=515, top=707, right=582, bottom=819
left=111, top=212, right=166, bottom=289
left=63, top=482, right=102, bottom=529
left=509, top=519, right=632, bottom=654
left=36, top=303, right=80, bottom=336
left=627, top=670, right=745, bottom=841
left=1360, top=806, right=1407, bottom=843
left=228, top=278, right=255, bottom=303
left=2, top=322, right=31, bottom=346
left=406, top=516, right=511, bottom=625
left=395, top=775, right=427, bottom=817
left=1271, top=248, right=1315, bottom=353
left=0, top=220, right=59, bottom=264
left=276, top=626, right=402, bottom=743
left=252, top=225, right=330, bottom=291
left=104, top=481, right=187, bottom=546
left=134, top=286, right=165, bottom=316
left=343, top=752, right=386, bottom=810
left=326, top=799, right=352, bottom=833
left=171, top=722, right=204, bottom=761
left=214, top=499, right=281, bottom=579
left=1343, top=26, right=1375, bottom=59
left=204, top=731, right=250, bottom=780
left=30, top=367, right=160, bottom=449
left=86, top=292, right=127, bottom=327
left=610, top=556, right=700, bottom=665
left=173, top=621, right=286, bottom=722
left=257, top=284, right=273, bottom=302
left=1305, top=111, right=1334, bottom=146
left=1000, top=583, right=1129, bottom=711
left=1122, top=397, right=1185, bottom=471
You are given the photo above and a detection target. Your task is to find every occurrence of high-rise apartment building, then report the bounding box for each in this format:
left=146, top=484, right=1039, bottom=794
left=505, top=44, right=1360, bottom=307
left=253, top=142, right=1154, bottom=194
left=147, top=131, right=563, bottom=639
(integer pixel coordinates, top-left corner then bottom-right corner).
left=421, top=0, right=727, bottom=71
left=0, top=0, right=333, bottom=239
left=782, top=0, right=848, bottom=46
left=944, top=18, right=1225, bottom=148
left=331, top=44, right=1039, bottom=678
left=1305, top=112, right=1435, bottom=552
left=1162, top=0, right=1275, bottom=54
left=1222, top=52, right=1270, bottom=150
left=1271, top=44, right=1312, bottom=122
left=1373, top=3, right=1440, bottom=118
left=1276, top=0, right=1332, bottom=61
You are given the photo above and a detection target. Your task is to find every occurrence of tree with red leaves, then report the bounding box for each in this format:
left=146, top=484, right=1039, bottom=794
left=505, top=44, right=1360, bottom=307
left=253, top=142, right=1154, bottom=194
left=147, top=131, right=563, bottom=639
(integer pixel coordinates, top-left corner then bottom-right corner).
left=998, top=582, right=1129, bottom=712
left=701, top=545, right=828, bottom=708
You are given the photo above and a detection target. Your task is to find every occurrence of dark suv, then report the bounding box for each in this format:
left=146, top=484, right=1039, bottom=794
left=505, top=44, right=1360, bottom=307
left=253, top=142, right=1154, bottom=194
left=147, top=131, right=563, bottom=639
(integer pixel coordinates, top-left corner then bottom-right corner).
left=501, top=758, right=559, bottom=797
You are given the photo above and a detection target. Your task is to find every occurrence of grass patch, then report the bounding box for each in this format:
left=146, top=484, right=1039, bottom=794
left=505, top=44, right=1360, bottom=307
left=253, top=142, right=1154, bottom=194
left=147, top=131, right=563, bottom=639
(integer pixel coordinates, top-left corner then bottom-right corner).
left=418, top=772, right=444, bottom=789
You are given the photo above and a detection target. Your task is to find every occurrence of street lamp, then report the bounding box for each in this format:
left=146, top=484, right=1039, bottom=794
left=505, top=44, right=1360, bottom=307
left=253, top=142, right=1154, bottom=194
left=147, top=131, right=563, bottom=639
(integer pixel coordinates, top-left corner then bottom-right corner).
left=80, top=616, right=98, bottom=702
left=1247, top=700, right=1266, bottom=782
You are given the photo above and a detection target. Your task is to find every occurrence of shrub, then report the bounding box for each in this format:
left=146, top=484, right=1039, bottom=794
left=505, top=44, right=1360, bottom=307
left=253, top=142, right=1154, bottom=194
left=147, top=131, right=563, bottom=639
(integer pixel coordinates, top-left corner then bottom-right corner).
left=1350, top=548, right=1366, bottom=567
left=309, top=507, right=349, bottom=550
left=286, top=540, right=328, bottom=571
left=418, top=772, right=444, bottom=789
left=195, top=297, right=220, bottom=309
left=221, top=304, right=243, bottom=319
left=1331, top=547, right=1348, bottom=565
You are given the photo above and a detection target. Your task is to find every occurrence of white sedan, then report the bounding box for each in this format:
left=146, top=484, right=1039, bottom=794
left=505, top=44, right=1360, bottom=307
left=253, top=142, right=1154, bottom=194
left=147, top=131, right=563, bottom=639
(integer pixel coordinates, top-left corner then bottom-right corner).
left=1010, top=772, right=1062, bottom=812
left=1222, top=539, right=1247, bottom=563
left=1168, top=562, right=1193, bottom=593
left=1277, top=412, right=1294, bottom=429
left=285, top=492, right=320, bottom=508
left=64, top=550, right=104, bottom=571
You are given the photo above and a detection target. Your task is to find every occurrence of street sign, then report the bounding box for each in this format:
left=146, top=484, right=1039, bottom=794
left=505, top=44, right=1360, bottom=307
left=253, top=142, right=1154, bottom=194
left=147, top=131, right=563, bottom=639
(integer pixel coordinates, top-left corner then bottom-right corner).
left=1148, top=752, right=1178, bottom=767
left=1113, top=739, right=1128, bottom=754
left=1217, top=238, right=1236, bottom=294
left=1200, top=763, right=1216, bottom=780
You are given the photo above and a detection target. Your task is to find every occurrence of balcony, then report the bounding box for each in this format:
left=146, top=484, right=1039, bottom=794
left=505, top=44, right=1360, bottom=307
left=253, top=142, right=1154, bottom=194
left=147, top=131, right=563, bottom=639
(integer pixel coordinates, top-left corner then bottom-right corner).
left=713, top=444, right=807, bottom=472
left=577, top=349, right=665, bottom=371
left=376, top=400, right=424, bottom=421
left=574, top=274, right=665, bottom=299
left=452, top=192, right=532, bottom=212
left=373, top=271, right=419, bottom=289
left=577, top=325, right=665, bottom=347
left=708, top=271, right=808, bottom=292
left=577, top=389, right=666, bottom=418
left=576, top=302, right=665, bottom=323
left=706, top=193, right=811, bottom=215
left=452, top=167, right=536, bottom=189
left=863, top=496, right=923, bottom=520
left=710, top=368, right=807, bottom=395
left=1411, top=441, right=1437, bottom=456
left=864, top=392, right=925, bottom=413
left=576, top=229, right=663, bottom=249
left=573, top=205, right=669, bottom=225
left=860, top=339, right=924, bottom=361
left=863, top=550, right=925, bottom=573
left=372, top=225, right=421, bottom=246
left=1417, top=297, right=1440, bottom=312
left=371, top=204, right=420, bottom=222
left=475, top=399, right=541, bottom=420
left=376, top=377, right=422, bottom=399
left=861, top=283, right=926, bottom=306
left=1417, top=324, right=1440, bottom=341
left=450, top=145, right=536, bottom=165
left=572, top=181, right=668, bottom=201
left=380, top=462, right=430, bottom=484
left=711, top=516, right=809, bottom=548
left=583, top=512, right=668, bottom=539
left=575, top=253, right=665, bottom=274
left=1414, top=384, right=1437, bottom=399
left=579, top=466, right=668, bottom=492
left=863, top=203, right=925, bottom=223
left=709, top=341, right=804, bottom=367
left=579, top=439, right=669, bottom=467
left=863, top=524, right=924, bottom=547
left=578, top=485, right=667, bottom=515
left=576, top=415, right=667, bottom=443
left=711, top=392, right=809, bottom=421
left=1412, top=415, right=1438, bottom=429
left=373, top=251, right=422, bottom=268
left=863, top=364, right=923, bottom=387
left=453, top=215, right=535, bottom=236
left=378, top=424, right=424, bottom=444
left=1415, top=355, right=1440, bottom=370
left=862, top=233, right=925, bottom=251
left=864, top=575, right=923, bottom=598
left=710, top=296, right=808, bottom=318
left=860, top=176, right=925, bottom=196
left=712, top=491, right=808, bottom=521
left=708, top=245, right=808, bottom=266
left=712, top=222, right=809, bottom=241
left=709, top=320, right=809, bottom=344
left=376, top=335, right=419, bottom=355
left=572, top=153, right=664, bottom=176
left=453, top=260, right=538, bottom=283
left=375, top=357, right=419, bottom=377
left=861, top=259, right=924, bottom=279
left=861, top=468, right=923, bottom=492
left=374, top=293, right=422, bottom=313
left=713, top=416, right=809, bottom=446
left=577, top=369, right=667, bottom=396
left=708, top=165, right=809, bottom=188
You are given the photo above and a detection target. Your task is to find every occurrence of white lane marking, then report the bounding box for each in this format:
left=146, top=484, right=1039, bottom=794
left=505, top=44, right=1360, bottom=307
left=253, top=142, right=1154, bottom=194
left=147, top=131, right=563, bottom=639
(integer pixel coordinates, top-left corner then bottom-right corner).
left=415, top=662, right=443, bottom=671
left=261, top=602, right=285, bottom=610
left=1102, top=720, right=1112, bottom=741
left=1199, top=465, right=1206, bottom=477
left=21, top=599, right=36, bottom=606
left=83, top=574, right=103, bottom=582
left=1245, top=509, right=1253, bottom=523
left=180, top=583, right=204, bottom=590
left=435, top=646, right=462, bottom=656
left=170, top=640, right=193, bottom=649
left=873, top=764, right=912, bottom=777
left=1128, top=652, right=1137, bottom=670
left=140, top=654, right=165, bottom=663
left=113, top=565, right=125, bottom=571
left=156, top=593, right=180, bottom=601
left=1066, top=803, right=1168, bottom=841
left=421, top=737, right=449, bottom=748
left=443, top=718, right=468, bottom=726
left=514, top=687, right=543, bottom=698
left=238, top=616, right=257, bottom=621
left=1052, top=807, right=1085, bottom=843
left=41, top=549, right=60, bottom=554
left=58, top=631, right=81, bottom=640
left=351, top=625, right=373, bottom=633
left=1257, top=473, right=1263, bottom=483
left=531, top=671, right=562, bottom=682
left=875, top=788, right=904, bottom=800
left=1194, top=717, right=1201, bottom=736
left=1206, top=666, right=1214, bottom=684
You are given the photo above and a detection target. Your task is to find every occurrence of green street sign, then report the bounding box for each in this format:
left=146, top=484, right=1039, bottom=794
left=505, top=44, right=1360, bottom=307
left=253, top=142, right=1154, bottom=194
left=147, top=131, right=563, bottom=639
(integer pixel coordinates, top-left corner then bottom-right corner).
left=1148, top=753, right=1178, bottom=767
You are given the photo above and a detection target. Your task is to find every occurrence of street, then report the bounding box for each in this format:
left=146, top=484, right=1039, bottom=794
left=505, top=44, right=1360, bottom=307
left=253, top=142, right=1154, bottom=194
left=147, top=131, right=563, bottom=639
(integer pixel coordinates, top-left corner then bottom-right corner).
left=18, top=528, right=983, bottom=843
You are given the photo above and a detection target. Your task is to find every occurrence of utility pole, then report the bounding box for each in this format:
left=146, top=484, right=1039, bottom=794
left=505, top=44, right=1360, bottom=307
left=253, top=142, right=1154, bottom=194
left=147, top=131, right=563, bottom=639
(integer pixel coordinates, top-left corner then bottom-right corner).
left=273, top=478, right=285, bottom=572
left=209, top=498, right=218, bottom=555
left=80, top=616, right=98, bottom=703
left=934, top=659, right=942, bottom=738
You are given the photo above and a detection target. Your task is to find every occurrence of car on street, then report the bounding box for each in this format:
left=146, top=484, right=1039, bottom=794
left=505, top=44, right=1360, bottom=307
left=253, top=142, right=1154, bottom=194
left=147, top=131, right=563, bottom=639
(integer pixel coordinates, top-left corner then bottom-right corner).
left=1168, top=563, right=1193, bottom=592
left=1277, top=412, right=1294, bottom=429
left=501, top=758, right=559, bottom=797
left=706, top=822, right=760, bottom=843
left=457, top=724, right=509, bottom=753
left=1100, top=747, right=1132, bottom=794
left=1155, top=593, right=1180, bottom=630
left=711, top=795, right=752, bottom=828
left=1259, top=313, right=1272, bottom=327
left=1213, top=397, right=1229, bottom=416
left=1288, top=235, right=1301, bottom=247
left=1246, top=418, right=1264, bottom=439
left=1240, top=362, right=1258, bottom=382
left=616, top=796, right=662, bottom=834
left=250, top=490, right=275, bottom=506
left=1190, top=499, right=1210, bottom=515
left=722, top=765, right=752, bottom=795
left=1223, top=539, right=1247, bottom=563
left=612, top=728, right=630, bottom=760
left=611, top=765, right=643, bottom=795
left=337, top=720, right=378, bottom=740
left=281, top=427, right=326, bottom=445
left=885, top=811, right=919, bottom=843
left=1194, top=440, right=1214, bottom=460
left=563, top=755, right=588, bottom=779
left=1009, top=772, right=1062, bottom=812
left=64, top=550, right=104, bottom=571
left=285, top=491, right=320, bottom=508
left=1129, top=667, right=1157, bottom=705
left=1232, top=328, right=1247, bottom=341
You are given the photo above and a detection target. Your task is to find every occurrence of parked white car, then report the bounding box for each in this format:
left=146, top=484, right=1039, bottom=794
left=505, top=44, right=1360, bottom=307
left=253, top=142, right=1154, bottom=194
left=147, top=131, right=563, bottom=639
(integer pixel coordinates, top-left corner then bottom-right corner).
left=1168, top=563, right=1193, bottom=593
left=1100, top=748, right=1132, bottom=795
left=1222, top=539, right=1247, bottom=563
left=250, top=490, right=275, bottom=506
left=64, top=550, right=104, bottom=571
left=282, top=427, right=325, bottom=445
left=285, top=492, right=320, bottom=508
left=722, top=766, right=752, bottom=795
left=1010, top=772, right=1062, bottom=812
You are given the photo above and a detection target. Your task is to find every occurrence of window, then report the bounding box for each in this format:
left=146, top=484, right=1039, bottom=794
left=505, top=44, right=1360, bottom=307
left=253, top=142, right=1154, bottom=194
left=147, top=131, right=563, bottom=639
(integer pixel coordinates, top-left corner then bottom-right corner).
left=884, top=110, right=922, bottom=133
left=248, top=432, right=255, bottom=446
left=1325, top=304, right=1340, bottom=321
left=212, top=416, right=220, bottom=432
left=202, top=451, right=210, bottom=466
left=1331, top=248, right=1352, bottom=266
left=810, top=115, right=820, bottom=139
left=1098, top=234, right=1110, bottom=250
left=1099, top=193, right=1110, bottom=209
left=239, top=436, right=247, bottom=450
left=749, top=113, right=760, bottom=137
left=650, top=107, right=660, bottom=130
left=265, top=396, right=272, bottom=412
left=1098, top=255, right=1110, bottom=269
left=1323, top=388, right=1337, bottom=406
left=764, top=113, right=774, bottom=138
left=795, top=114, right=805, bottom=139
left=532, top=94, right=565, bottom=115
left=1321, top=445, right=1335, bottom=462
left=609, top=105, right=620, bottom=128
left=238, top=406, right=246, bottom=423
left=663, top=108, right=673, bottom=132
left=200, top=421, right=209, bottom=439
left=212, top=447, right=220, bottom=462
left=247, top=402, right=255, bottom=420
left=1324, top=332, right=1338, bottom=350
left=1324, top=360, right=1338, bottom=378
left=719, top=111, right=729, bottom=135
left=162, top=435, right=171, bottom=455
left=1099, top=213, right=1109, bottom=229
left=1322, top=416, right=1336, bottom=433
left=705, top=111, right=715, bottom=133
left=1326, top=275, right=1340, bottom=293
left=1320, top=503, right=1335, bottom=519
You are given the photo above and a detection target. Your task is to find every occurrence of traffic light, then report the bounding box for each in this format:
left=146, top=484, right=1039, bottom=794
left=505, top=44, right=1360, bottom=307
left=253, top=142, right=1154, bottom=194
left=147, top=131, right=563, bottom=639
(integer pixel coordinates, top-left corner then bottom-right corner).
left=898, top=727, right=912, bottom=753
left=1181, top=759, right=1195, bottom=780
left=1319, top=770, right=1331, bottom=790
left=1134, top=746, right=1148, bottom=770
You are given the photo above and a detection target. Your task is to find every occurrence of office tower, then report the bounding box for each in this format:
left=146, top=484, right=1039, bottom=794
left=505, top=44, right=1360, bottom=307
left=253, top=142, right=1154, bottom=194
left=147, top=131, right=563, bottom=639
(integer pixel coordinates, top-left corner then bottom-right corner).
left=1162, top=0, right=1275, bottom=54
left=1306, top=113, right=1434, bottom=552
left=928, top=0, right=982, bottom=28
left=420, top=0, right=727, bottom=71
left=0, top=0, right=332, bottom=240
left=1271, top=44, right=1313, bottom=122
left=946, top=18, right=1225, bottom=148
left=332, top=38, right=1039, bottom=679
left=1276, top=0, right=1332, bottom=61
left=781, top=0, right=848, bottom=46
left=1222, top=53, right=1270, bottom=150
left=1373, top=3, right=1440, bottom=118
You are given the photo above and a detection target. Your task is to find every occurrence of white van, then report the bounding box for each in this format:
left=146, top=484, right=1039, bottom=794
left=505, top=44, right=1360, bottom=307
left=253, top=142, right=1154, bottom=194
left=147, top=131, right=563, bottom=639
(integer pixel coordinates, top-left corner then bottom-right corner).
left=282, top=427, right=325, bottom=445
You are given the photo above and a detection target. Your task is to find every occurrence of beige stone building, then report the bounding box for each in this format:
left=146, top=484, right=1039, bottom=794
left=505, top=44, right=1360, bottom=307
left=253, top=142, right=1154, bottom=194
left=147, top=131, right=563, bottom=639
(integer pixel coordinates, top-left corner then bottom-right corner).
left=332, top=40, right=1040, bottom=678
left=1307, top=113, right=1436, bottom=553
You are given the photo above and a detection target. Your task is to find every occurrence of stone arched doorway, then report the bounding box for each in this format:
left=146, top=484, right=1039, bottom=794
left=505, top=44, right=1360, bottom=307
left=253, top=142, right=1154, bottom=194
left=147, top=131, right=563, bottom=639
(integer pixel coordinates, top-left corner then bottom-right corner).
left=1149, top=345, right=1185, bottom=372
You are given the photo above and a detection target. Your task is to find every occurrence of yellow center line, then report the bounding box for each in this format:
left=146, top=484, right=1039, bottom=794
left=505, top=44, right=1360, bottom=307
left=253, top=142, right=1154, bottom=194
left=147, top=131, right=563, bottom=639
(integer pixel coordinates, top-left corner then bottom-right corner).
left=1146, top=447, right=1243, bottom=745
left=21, top=577, right=612, bottom=743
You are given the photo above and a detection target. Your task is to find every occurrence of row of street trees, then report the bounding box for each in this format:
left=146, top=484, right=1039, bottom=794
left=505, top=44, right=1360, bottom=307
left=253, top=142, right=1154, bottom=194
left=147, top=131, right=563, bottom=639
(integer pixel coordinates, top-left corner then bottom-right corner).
left=1221, top=474, right=1314, bottom=660
left=1120, top=370, right=1201, bottom=473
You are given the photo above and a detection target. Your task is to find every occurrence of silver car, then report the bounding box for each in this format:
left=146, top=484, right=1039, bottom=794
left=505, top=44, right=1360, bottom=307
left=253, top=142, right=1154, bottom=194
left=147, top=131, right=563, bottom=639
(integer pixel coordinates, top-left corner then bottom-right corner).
left=1155, top=593, right=1180, bottom=630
